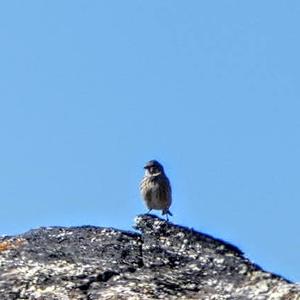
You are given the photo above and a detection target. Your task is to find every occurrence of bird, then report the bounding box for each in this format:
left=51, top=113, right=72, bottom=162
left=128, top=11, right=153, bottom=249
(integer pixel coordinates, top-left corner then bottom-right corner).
left=140, top=160, right=173, bottom=220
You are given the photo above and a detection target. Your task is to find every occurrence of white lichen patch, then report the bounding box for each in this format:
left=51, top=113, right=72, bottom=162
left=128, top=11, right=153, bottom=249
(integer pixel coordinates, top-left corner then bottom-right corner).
left=214, top=257, right=225, bottom=265
left=187, top=263, right=201, bottom=271
left=238, top=264, right=248, bottom=275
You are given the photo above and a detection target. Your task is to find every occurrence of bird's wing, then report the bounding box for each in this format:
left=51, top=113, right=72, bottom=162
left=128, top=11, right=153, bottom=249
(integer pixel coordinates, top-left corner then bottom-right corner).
left=158, top=176, right=172, bottom=204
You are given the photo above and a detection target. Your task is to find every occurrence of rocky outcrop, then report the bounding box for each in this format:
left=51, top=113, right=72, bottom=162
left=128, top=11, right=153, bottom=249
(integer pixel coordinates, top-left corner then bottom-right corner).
left=0, top=214, right=299, bottom=299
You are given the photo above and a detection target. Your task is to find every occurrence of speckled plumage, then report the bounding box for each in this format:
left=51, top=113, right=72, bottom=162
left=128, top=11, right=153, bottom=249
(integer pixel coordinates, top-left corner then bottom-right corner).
left=140, top=160, right=172, bottom=219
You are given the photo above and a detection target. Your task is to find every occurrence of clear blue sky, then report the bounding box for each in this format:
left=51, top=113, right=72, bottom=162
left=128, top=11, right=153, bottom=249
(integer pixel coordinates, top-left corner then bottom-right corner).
left=0, top=1, right=299, bottom=282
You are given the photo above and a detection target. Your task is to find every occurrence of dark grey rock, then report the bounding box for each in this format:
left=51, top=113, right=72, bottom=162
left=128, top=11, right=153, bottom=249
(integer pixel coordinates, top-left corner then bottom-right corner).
left=0, top=214, right=299, bottom=299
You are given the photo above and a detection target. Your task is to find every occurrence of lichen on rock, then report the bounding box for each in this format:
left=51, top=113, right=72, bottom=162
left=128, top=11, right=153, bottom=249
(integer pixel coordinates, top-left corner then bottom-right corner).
left=0, top=214, right=299, bottom=299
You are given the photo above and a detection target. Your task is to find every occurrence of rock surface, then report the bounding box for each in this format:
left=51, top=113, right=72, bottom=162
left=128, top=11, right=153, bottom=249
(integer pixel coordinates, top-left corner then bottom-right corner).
left=0, top=214, right=299, bottom=299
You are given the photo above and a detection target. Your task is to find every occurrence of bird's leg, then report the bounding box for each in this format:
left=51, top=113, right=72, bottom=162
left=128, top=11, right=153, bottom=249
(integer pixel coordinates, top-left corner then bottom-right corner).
left=162, top=211, right=169, bottom=221
left=147, top=209, right=152, bottom=214
left=162, top=210, right=170, bottom=221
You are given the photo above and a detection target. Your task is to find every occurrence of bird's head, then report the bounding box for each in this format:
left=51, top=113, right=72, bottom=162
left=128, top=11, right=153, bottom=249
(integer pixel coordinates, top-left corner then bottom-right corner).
left=144, top=160, right=164, bottom=175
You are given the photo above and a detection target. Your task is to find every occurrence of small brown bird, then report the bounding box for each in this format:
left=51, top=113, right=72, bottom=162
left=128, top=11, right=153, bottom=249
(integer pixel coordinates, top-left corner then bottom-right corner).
left=140, top=160, right=173, bottom=220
